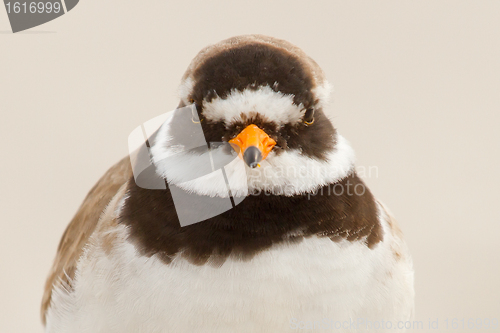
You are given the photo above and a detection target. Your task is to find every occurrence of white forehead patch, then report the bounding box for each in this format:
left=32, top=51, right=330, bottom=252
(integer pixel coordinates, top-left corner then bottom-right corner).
left=202, top=85, right=305, bottom=126
left=178, top=79, right=333, bottom=126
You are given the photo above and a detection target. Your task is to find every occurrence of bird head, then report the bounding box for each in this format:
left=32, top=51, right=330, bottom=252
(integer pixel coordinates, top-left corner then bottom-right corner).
left=150, top=35, right=355, bottom=197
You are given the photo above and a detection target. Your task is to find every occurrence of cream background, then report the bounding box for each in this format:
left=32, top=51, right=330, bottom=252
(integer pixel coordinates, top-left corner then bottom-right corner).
left=1, top=1, right=499, bottom=332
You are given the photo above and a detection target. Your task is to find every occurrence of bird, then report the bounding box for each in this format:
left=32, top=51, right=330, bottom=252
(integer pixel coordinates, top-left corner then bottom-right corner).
left=41, top=34, right=414, bottom=333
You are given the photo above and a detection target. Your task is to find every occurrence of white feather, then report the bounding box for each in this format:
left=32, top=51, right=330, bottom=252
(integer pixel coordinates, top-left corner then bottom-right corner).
left=150, top=115, right=355, bottom=198
left=45, top=201, right=414, bottom=333
left=202, top=86, right=305, bottom=125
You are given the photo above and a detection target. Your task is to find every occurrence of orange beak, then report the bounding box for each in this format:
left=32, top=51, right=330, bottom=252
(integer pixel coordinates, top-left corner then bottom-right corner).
left=229, top=124, right=276, bottom=168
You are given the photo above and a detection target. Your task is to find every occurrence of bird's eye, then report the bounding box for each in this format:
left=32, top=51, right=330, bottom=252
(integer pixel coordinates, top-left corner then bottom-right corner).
left=303, top=108, right=315, bottom=126
left=191, top=103, right=204, bottom=124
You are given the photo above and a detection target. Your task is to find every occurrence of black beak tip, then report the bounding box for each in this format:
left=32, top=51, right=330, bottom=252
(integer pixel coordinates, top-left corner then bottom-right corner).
left=243, top=146, right=263, bottom=168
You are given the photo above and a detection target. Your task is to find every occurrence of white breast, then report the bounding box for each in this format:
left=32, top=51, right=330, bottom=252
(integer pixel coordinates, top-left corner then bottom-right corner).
left=45, top=202, right=414, bottom=333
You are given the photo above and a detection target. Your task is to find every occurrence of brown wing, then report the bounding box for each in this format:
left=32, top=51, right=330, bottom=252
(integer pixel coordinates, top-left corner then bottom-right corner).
left=41, top=157, right=132, bottom=324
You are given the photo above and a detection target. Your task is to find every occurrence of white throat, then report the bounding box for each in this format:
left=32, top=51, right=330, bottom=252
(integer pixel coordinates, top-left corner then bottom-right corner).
left=150, top=114, right=356, bottom=198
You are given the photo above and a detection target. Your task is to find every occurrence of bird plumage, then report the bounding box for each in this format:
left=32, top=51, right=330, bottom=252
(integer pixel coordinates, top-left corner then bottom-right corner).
left=42, top=34, right=414, bottom=332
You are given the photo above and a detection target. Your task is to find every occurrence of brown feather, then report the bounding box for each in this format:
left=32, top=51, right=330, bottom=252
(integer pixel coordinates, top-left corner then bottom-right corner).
left=182, top=34, right=326, bottom=86
left=41, top=157, right=132, bottom=325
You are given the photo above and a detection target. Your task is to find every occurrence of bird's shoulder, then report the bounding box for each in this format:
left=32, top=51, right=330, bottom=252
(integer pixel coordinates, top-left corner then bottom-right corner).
left=41, top=156, right=132, bottom=324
